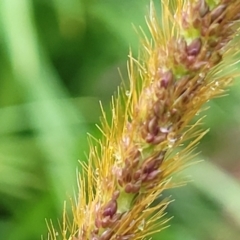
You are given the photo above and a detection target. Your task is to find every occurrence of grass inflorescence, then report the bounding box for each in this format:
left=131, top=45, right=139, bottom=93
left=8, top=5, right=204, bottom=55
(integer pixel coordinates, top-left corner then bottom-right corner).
left=47, top=0, right=240, bottom=239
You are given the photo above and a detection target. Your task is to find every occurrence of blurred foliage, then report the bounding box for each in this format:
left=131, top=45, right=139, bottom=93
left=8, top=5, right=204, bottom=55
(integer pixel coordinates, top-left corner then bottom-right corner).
left=0, top=0, right=240, bottom=239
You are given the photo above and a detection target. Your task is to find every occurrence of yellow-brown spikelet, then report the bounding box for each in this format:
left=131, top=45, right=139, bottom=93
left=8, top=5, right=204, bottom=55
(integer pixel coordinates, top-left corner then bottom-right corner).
left=46, top=0, right=240, bottom=239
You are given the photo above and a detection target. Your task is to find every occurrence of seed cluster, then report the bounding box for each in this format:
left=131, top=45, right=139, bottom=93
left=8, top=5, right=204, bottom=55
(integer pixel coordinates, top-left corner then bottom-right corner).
left=49, top=1, right=240, bottom=240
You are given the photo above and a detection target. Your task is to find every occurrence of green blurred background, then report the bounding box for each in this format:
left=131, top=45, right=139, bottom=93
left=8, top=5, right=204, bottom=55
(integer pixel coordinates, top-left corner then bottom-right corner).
left=0, top=0, right=240, bottom=239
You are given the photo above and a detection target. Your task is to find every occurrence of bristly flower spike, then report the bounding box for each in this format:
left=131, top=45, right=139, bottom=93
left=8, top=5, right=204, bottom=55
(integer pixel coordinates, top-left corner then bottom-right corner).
left=47, top=0, right=240, bottom=239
